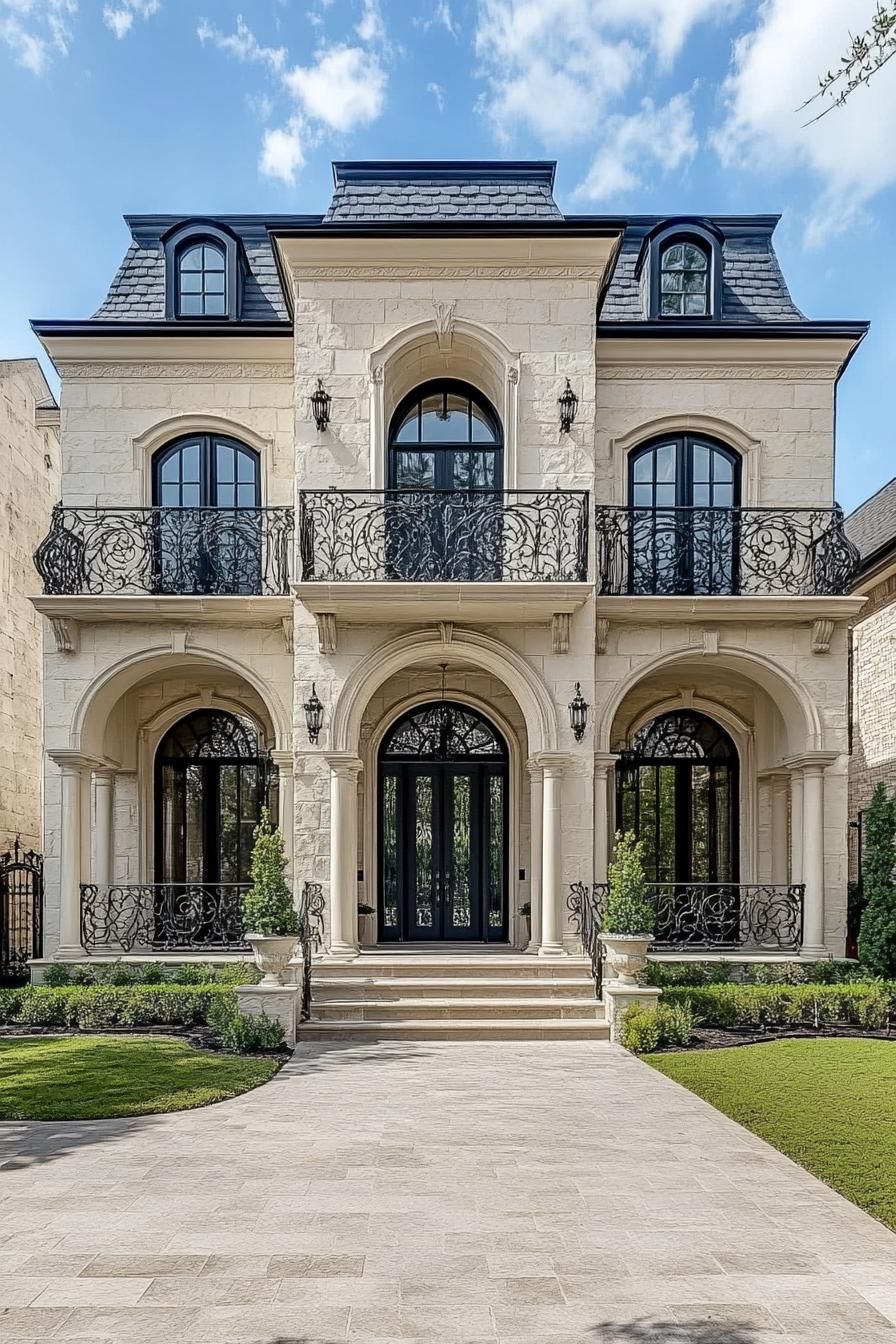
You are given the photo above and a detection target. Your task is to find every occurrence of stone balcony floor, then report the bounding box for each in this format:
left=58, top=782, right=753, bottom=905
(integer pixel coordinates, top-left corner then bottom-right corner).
left=1, top=1040, right=895, bottom=1342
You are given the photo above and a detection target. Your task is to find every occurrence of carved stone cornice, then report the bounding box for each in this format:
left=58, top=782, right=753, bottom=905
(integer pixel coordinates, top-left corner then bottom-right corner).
left=56, top=361, right=293, bottom=381
left=292, top=264, right=606, bottom=281
left=598, top=364, right=842, bottom=381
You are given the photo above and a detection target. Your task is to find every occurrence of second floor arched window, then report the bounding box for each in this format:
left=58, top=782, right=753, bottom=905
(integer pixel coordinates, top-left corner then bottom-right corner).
left=153, top=434, right=260, bottom=509
left=388, top=379, right=503, bottom=491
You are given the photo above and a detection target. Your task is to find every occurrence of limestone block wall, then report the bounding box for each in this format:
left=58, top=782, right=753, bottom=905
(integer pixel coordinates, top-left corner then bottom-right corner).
left=0, top=360, right=60, bottom=851
left=849, top=581, right=896, bottom=879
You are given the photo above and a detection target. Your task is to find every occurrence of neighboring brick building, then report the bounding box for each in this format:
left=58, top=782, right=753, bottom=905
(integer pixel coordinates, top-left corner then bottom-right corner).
left=0, top=359, right=60, bottom=851
left=846, top=476, right=896, bottom=882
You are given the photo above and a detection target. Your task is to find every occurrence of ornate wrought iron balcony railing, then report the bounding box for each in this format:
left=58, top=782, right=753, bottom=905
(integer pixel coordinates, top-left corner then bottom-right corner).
left=35, top=505, right=294, bottom=596
left=299, top=489, right=589, bottom=583
left=594, top=505, right=858, bottom=597
left=568, top=881, right=805, bottom=996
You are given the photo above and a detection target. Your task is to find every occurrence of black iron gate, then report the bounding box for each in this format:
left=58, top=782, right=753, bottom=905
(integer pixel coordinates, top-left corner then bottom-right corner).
left=0, top=839, right=43, bottom=984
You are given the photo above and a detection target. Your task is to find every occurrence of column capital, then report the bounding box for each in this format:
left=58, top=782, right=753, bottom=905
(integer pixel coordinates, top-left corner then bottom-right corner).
left=48, top=750, right=104, bottom=774
left=532, top=751, right=572, bottom=778
left=93, top=767, right=118, bottom=785
left=324, top=751, right=364, bottom=779
left=784, top=750, right=839, bottom=775
left=593, top=751, right=619, bottom=778
left=525, top=757, right=543, bottom=780
left=269, top=749, right=294, bottom=775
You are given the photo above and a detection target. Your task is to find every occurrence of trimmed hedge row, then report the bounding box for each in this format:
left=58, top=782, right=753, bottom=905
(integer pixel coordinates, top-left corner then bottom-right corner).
left=0, top=984, right=236, bottom=1029
left=646, top=959, right=868, bottom=988
left=662, top=981, right=895, bottom=1031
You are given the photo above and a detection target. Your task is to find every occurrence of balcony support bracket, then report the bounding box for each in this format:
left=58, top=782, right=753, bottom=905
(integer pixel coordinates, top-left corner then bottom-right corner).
left=811, top=618, right=835, bottom=654
left=552, top=612, right=570, bottom=655
left=48, top=616, right=79, bottom=655
left=316, top=612, right=338, bottom=654
left=595, top=618, right=609, bottom=656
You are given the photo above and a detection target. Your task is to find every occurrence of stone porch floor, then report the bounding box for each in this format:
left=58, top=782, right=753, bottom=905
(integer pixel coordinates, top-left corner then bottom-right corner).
left=1, top=1041, right=895, bottom=1342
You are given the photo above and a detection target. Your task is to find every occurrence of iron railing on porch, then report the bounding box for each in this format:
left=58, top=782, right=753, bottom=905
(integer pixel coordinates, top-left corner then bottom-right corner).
left=568, top=881, right=805, bottom=998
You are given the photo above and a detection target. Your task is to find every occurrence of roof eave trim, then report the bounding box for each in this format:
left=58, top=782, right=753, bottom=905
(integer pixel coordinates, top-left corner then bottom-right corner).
left=268, top=220, right=626, bottom=239
left=597, top=319, right=870, bottom=338
left=30, top=319, right=293, bottom=339
left=331, top=160, right=558, bottom=187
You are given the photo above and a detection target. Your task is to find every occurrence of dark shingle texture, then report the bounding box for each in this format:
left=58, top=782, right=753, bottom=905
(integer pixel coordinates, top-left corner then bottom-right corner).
left=93, top=227, right=289, bottom=322
left=602, top=228, right=804, bottom=323
left=845, top=477, right=896, bottom=564
left=324, top=178, right=562, bottom=222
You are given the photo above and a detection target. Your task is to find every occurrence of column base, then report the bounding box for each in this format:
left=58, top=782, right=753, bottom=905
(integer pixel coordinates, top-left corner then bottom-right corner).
left=325, top=942, right=360, bottom=962
left=53, top=945, right=87, bottom=961
left=798, top=945, right=831, bottom=960
left=537, top=942, right=566, bottom=958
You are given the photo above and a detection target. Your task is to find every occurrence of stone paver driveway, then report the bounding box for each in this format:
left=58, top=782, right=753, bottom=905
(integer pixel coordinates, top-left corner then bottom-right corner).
left=1, top=1041, right=896, bottom=1342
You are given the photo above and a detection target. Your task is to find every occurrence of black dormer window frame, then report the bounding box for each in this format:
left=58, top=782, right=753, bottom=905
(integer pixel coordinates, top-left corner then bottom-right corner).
left=163, top=221, right=243, bottom=322
left=638, top=220, right=723, bottom=322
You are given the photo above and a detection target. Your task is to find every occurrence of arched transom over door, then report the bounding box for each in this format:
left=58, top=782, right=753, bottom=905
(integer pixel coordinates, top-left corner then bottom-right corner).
left=378, top=702, right=508, bottom=944
left=629, top=434, right=741, bottom=594
left=386, top=380, right=504, bottom=581
left=617, top=710, right=739, bottom=941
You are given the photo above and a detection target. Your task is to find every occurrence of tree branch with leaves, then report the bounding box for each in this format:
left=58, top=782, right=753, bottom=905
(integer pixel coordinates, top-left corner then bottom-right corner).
left=802, top=3, right=896, bottom=123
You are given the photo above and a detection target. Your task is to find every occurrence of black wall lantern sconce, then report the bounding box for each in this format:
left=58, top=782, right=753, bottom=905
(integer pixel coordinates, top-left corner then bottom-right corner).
left=310, top=378, right=331, bottom=432
left=304, top=683, right=324, bottom=744
left=558, top=379, right=578, bottom=434
left=568, top=682, right=589, bottom=742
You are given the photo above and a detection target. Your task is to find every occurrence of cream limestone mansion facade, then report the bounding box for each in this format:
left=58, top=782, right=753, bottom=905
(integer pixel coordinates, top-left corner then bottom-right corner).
left=30, top=162, right=866, bottom=1001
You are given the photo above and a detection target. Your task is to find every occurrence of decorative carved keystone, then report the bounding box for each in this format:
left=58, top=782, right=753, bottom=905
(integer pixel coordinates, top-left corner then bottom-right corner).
left=811, top=618, right=835, bottom=654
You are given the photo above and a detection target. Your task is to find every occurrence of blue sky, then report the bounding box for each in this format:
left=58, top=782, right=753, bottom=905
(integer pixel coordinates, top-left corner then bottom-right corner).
left=1, top=0, right=893, bottom=510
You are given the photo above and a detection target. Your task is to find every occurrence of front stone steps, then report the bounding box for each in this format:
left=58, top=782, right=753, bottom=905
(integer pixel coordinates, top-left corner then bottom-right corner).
left=300, top=951, right=608, bottom=1041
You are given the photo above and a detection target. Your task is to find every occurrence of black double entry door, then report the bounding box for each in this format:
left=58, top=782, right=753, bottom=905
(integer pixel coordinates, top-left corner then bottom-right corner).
left=378, top=703, right=508, bottom=943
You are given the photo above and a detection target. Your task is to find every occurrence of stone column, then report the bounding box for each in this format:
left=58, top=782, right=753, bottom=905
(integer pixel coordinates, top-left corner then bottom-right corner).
left=325, top=753, right=363, bottom=961
left=790, top=769, right=804, bottom=885
left=593, top=752, right=618, bottom=884
left=801, top=764, right=828, bottom=956
left=770, top=772, right=790, bottom=885
left=537, top=753, right=570, bottom=957
left=270, top=749, right=295, bottom=879
left=93, top=769, right=116, bottom=888
left=49, top=752, right=96, bottom=959
left=525, top=759, right=543, bottom=953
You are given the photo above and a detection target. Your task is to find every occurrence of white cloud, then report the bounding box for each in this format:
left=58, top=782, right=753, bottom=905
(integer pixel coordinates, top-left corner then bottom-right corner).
left=415, top=2, right=456, bottom=35
left=103, top=0, right=158, bottom=40
left=197, top=14, right=285, bottom=72
left=0, top=0, right=75, bottom=73
left=474, top=0, right=734, bottom=145
left=356, top=0, right=385, bottom=45
left=713, top=0, right=896, bottom=246
left=427, top=79, right=444, bottom=112
left=574, top=93, right=698, bottom=201
left=260, top=116, right=305, bottom=185
left=285, top=44, right=386, bottom=132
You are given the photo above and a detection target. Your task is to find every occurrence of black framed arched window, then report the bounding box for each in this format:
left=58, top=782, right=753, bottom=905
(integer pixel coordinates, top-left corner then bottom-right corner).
left=155, top=709, right=273, bottom=888
left=152, top=434, right=261, bottom=595
left=388, top=379, right=503, bottom=491
left=628, top=433, right=741, bottom=594
left=659, top=239, right=710, bottom=317
left=163, top=221, right=241, bottom=321
left=617, top=708, right=739, bottom=889
left=176, top=240, right=226, bottom=317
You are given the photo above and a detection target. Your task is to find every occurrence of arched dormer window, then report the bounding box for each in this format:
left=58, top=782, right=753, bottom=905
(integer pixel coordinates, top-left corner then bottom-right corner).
left=637, top=220, right=723, bottom=321
left=163, top=221, right=241, bottom=321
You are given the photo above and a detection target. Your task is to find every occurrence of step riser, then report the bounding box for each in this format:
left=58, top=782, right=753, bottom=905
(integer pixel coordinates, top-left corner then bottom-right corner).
left=312, top=964, right=591, bottom=980
left=313, top=982, right=594, bottom=1001
left=300, top=1024, right=611, bottom=1042
left=312, top=1004, right=603, bottom=1022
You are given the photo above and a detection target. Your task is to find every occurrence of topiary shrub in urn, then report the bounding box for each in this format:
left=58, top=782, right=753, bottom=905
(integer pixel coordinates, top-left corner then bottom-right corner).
left=242, top=808, right=299, bottom=986
left=601, top=831, right=655, bottom=986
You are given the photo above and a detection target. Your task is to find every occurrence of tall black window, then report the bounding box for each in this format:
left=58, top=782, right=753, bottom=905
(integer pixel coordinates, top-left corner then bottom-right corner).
left=154, top=709, right=271, bottom=886
left=389, top=379, right=503, bottom=491
left=628, top=434, right=741, bottom=594
left=176, top=240, right=226, bottom=317
left=659, top=239, right=710, bottom=316
left=152, top=434, right=261, bottom=594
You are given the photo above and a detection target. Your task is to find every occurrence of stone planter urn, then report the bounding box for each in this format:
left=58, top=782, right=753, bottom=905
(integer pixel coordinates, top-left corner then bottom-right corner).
left=246, top=934, right=299, bottom=987
left=602, top=934, right=652, bottom=987
left=358, top=911, right=377, bottom=947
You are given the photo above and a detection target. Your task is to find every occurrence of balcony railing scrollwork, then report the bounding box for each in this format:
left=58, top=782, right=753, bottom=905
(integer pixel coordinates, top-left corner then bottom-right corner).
left=568, top=881, right=805, bottom=997
left=594, top=505, right=858, bottom=597
left=80, top=882, right=249, bottom=953
left=299, top=489, right=589, bottom=583
left=36, top=505, right=294, bottom=596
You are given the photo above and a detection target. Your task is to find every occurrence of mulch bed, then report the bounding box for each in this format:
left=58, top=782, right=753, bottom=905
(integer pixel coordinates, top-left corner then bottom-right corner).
left=655, top=1024, right=895, bottom=1053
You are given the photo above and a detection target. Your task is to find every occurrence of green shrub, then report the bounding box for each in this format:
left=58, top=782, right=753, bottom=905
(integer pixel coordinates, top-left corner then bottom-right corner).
left=855, top=983, right=893, bottom=1031
left=211, top=961, right=261, bottom=986
left=662, top=981, right=896, bottom=1030
left=659, top=1000, right=697, bottom=1046
left=70, top=964, right=98, bottom=986
left=0, top=988, right=25, bottom=1020
left=139, top=962, right=167, bottom=984
left=242, top=808, right=297, bottom=937
left=173, top=963, right=212, bottom=986
left=41, top=964, right=73, bottom=987
left=604, top=831, right=654, bottom=936
left=859, top=783, right=896, bottom=977
left=0, top=983, right=233, bottom=1029
left=207, top=995, right=286, bottom=1053
left=619, top=1003, right=661, bottom=1053
left=101, top=961, right=140, bottom=987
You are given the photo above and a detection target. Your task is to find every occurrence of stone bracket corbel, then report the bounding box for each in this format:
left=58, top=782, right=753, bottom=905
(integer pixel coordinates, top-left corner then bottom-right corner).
left=48, top=616, right=79, bottom=654
left=552, top=612, right=570, bottom=655
left=315, top=612, right=337, bottom=654
left=595, top=618, right=609, bottom=655
left=811, top=619, right=835, bottom=654
left=281, top=614, right=294, bottom=653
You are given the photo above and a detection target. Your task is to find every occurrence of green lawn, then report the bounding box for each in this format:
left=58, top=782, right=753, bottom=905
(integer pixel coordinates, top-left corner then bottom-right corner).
left=648, top=1038, right=896, bottom=1230
left=0, top=1035, right=280, bottom=1121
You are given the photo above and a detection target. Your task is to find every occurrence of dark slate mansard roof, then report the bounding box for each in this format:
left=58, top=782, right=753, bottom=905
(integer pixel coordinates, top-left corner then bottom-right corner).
left=845, top=477, right=896, bottom=571
left=92, top=162, right=802, bottom=326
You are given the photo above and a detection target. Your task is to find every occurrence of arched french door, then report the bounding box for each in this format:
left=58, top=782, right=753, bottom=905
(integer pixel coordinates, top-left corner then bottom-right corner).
left=378, top=702, right=508, bottom=943
left=154, top=709, right=272, bottom=886
left=616, top=710, right=739, bottom=942
left=629, top=434, right=741, bottom=594
left=386, top=380, right=504, bottom=581
left=152, top=433, right=262, bottom=594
